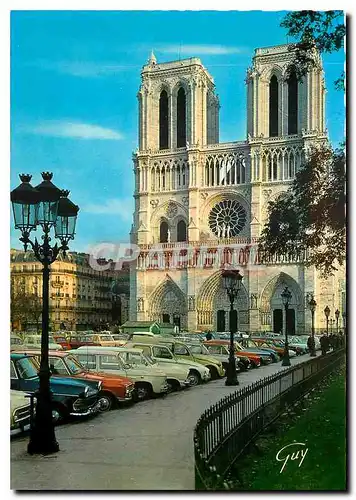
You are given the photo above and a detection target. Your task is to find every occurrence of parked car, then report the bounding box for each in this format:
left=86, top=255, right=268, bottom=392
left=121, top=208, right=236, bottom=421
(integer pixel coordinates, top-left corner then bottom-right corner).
left=184, top=341, right=243, bottom=374
left=71, top=347, right=170, bottom=400
left=204, top=340, right=262, bottom=368
left=238, top=338, right=280, bottom=362
left=21, top=349, right=136, bottom=412
left=19, top=334, right=63, bottom=351
left=251, top=338, right=296, bottom=358
left=10, top=352, right=101, bottom=423
left=126, top=342, right=211, bottom=386
left=202, top=342, right=252, bottom=371
left=132, top=338, right=226, bottom=379
left=10, top=390, right=33, bottom=435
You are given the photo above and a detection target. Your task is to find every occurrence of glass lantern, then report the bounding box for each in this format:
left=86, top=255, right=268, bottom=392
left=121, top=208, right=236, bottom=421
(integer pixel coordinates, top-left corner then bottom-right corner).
left=11, top=174, right=39, bottom=230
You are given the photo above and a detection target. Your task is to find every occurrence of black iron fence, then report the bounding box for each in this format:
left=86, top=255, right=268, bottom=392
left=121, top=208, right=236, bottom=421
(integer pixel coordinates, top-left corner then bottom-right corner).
left=194, top=348, right=346, bottom=490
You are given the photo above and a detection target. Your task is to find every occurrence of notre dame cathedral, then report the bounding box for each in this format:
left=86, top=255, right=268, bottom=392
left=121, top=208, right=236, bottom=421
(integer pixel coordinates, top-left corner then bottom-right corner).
left=129, top=44, right=346, bottom=333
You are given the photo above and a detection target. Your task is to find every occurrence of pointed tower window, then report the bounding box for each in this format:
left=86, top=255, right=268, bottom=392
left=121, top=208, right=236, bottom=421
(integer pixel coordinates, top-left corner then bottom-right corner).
left=288, top=70, right=298, bottom=134
left=159, top=90, right=169, bottom=150
left=177, top=87, right=187, bottom=148
left=269, top=75, right=279, bottom=137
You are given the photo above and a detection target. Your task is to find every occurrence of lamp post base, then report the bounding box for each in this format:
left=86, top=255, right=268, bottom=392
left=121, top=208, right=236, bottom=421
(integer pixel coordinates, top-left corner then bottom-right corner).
left=225, top=360, right=239, bottom=386
left=281, top=351, right=291, bottom=367
left=27, top=391, right=59, bottom=455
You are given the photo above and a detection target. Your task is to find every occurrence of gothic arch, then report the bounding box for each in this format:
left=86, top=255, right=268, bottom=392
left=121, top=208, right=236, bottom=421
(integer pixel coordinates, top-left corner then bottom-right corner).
left=261, top=64, right=283, bottom=82
left=196, top=270, right=249, bottom=327
left=148, top=275, right=187, bottom=326
left=171, top=78, right=191, bottom=98
left=259, top=272, right=304, bottom=313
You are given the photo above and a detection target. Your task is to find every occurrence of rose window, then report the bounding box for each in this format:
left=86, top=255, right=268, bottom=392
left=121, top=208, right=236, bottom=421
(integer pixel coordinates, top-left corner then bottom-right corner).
left=209, top=200, right=247, bottom=237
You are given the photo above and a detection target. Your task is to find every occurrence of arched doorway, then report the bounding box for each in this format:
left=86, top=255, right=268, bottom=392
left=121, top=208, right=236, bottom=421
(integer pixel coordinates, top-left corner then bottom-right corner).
left=217, top=310, right=226, bottom=332
left=260, top=273, right=303, bottom=333
left=273, top=309, right=283, bottom=333
left=149, top=277, right=187, bottom=329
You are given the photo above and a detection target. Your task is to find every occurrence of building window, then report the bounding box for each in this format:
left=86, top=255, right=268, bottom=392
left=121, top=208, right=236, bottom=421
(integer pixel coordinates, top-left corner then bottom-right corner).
left=176, top=87, right=186, bottom=148
left=159, top=90, right=169, bottom=150
left=288, top=70, right=298, bottom=134
left=159, top=220, right=169, bottom=243
left=269, top=75, right=279, bottom=137
left=177, top=220, right=187, bottom=242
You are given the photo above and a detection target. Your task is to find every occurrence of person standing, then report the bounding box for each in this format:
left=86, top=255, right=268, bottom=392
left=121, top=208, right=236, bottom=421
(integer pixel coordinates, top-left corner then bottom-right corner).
left=205, top=330, right=213, bottom=341
left=320, top=333, right=329, bottom=355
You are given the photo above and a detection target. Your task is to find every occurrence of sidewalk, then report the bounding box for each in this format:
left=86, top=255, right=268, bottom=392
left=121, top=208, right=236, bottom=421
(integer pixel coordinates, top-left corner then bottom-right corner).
left=11, top=353, right=318, bottom=490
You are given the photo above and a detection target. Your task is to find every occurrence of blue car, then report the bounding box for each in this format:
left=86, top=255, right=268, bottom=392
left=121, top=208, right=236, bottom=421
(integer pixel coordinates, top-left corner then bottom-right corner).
left=235, top=339, right=279, bottom=363
left=10, top=353, right=101, bottom=423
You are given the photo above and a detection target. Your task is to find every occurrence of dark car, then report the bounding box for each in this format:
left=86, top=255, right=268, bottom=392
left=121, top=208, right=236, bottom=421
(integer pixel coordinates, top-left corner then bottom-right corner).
left=10, top=353, right=101, bottom=423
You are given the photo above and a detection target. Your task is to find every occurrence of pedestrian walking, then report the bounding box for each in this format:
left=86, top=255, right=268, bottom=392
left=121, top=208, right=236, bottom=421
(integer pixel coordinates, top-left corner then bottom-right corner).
left=307, top=335, right=315, bottom=353
left=320, top=333, right=329, bottom=355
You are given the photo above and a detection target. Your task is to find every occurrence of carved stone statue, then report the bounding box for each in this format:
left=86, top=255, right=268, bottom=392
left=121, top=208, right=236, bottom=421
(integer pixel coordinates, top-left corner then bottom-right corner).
left=226, top=225, right=231, bottom=238
left=167, top=229, right=171, bottom=243
left=222, top=223, right=226, bottom=238
left=216, top=224, right=221, bottom=238
left=250, top=294, right=258, bottom=309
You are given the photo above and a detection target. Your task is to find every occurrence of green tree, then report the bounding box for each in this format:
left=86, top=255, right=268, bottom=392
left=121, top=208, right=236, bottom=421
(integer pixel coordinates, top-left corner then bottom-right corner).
left=259, top=144, right=346, bottom=276
left=280, top=10, right=345, bottom=89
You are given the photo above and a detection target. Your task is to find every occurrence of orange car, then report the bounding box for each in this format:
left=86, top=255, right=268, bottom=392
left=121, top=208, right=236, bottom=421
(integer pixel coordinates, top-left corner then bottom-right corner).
left=16, top=349, right=136, bottom=412
left=204, top=340, right=262, bottom=368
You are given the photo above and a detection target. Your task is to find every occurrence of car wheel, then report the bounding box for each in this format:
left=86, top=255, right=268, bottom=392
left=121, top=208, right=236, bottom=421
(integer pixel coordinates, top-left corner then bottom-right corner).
left=51, top=404, right=67, bottom=424
left=166, top=379, right=180, bottom=393
left=188, top=370, right=201, bottom=386
left=98, top=392, right=115, bottom=412
left=135, top=383, right=152, bottom=401
left=208, top=366, right=219, bottom=380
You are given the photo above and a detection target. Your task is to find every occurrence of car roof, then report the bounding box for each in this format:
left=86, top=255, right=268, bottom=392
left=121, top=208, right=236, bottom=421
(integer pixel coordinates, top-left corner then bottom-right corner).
left=73, top=346, right=144, bottom=354
left=10, top=352, right=35, bottom=360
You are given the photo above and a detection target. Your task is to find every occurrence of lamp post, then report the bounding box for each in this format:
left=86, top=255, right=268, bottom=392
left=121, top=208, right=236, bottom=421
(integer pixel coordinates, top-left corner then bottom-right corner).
left=335, top=309, right=340, bottom=333
left=11, top=173, right=79, bottom=455
left=329, top=318, right=334, bottom=335
left=342, top=311, right=346, bottom=336
left=324, top=306, right=330, bottom=336
left=281, top=286, right=292, bottom=367
left=222, top=269, right=243, bottom=386
left=308, top=296, right=317, bottom=357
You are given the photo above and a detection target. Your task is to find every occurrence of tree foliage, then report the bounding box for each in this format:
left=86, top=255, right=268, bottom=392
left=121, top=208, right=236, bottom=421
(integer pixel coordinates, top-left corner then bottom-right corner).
left=11, top=288, right=42, bottom=332
left=280, top=10, right=345, bottom=89
left=259, top=144, right=346, bottom=276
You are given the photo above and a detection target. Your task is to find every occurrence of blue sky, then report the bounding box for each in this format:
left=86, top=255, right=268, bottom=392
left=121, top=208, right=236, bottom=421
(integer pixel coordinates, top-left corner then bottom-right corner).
left=10, top=10, right=345, bottom=252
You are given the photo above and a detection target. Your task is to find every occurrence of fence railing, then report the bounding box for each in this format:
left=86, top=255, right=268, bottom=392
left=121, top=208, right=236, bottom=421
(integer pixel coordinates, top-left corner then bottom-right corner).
left=194, top=348, right=346, bottom=490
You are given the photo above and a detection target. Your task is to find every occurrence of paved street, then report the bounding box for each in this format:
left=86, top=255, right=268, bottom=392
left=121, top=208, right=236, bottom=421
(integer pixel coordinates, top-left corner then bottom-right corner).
left=11, top=353, right=317, bottom=490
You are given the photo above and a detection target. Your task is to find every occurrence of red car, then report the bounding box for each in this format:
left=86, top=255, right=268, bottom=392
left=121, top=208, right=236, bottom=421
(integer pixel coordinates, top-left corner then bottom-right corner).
left=16, top=349, right=136, bottom=412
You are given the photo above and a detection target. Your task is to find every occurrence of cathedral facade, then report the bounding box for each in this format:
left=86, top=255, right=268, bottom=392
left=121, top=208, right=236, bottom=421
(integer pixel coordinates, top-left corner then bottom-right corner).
left=129, top=44, right=346, bottom=333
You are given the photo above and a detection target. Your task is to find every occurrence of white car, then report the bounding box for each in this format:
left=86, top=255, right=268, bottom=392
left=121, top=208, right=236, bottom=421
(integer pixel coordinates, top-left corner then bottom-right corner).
left=71, top=346, right=171, bottom=400
left=126, top=342, right=211, bottom=386
left=10, top=390, right=33, bottom=435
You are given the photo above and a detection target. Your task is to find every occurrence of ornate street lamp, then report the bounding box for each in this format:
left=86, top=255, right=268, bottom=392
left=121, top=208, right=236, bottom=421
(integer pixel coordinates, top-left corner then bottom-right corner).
left=324, top=306, right=330, bottom=336
left=11, top=173, right=79, bottom=455
left=281, top=286, right=292, bottom=367
left=222, top=269, right=243, bottom=386
left=308, top=297, right=317, bottom=357
left=335, top=309, right=340, bottom=333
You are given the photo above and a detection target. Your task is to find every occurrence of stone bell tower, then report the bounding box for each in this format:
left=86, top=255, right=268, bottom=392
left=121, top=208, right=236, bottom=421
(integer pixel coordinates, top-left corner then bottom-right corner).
left=137, top=51, right=220, bottom=151
left=246, top=44, right=326, bottom=138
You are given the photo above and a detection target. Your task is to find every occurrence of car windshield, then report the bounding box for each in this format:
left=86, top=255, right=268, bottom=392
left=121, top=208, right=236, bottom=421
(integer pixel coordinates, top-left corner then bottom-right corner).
left=205, top=345, right=221, bottom=354
left=119, top=351, right=149, bottom=367
left=97, top=335, right=113, bottom=341
left=15, top=357, right=38, bottom=379
left=188, top=344, right=205, bottom=355
left=65, top=355, right=85, bottom=375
